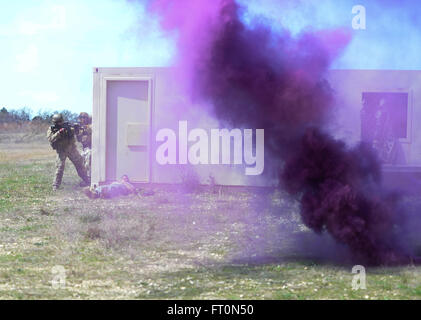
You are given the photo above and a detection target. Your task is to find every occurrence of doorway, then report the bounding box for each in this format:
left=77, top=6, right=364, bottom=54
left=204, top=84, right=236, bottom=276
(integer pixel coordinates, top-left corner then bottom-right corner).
left=105, top=80, right=151, bottom=182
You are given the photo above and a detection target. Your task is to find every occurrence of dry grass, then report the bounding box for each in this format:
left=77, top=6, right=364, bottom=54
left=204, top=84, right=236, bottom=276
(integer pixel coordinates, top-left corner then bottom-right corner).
left=1, top=134, right=421, bottom=299
left=0, top=121, right=48, bottom=134
left=0, top=132, right=55, bottom=163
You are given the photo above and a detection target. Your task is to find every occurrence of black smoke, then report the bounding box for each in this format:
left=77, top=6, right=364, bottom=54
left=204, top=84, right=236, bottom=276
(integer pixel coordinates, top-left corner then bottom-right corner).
left=189, top=0, right=416, bottom=265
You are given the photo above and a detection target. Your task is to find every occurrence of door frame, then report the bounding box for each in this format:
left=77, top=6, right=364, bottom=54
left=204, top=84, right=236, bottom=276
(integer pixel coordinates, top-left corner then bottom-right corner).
left=92, top=70, right=154, bottom=186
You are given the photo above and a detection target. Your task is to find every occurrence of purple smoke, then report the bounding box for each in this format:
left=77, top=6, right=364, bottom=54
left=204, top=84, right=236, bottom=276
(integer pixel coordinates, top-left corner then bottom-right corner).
left=149, top=0, right=418, bottom=265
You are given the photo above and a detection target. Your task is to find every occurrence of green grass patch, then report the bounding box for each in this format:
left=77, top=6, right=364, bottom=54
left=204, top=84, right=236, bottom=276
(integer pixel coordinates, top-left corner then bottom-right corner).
left=0, top=162, right=53, bottom=212
left=1, top=144, right=421, bottom=299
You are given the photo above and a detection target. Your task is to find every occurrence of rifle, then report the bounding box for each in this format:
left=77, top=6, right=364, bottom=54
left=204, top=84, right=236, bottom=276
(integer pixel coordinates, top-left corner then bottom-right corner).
left=50, top=122, right=80, bottom=149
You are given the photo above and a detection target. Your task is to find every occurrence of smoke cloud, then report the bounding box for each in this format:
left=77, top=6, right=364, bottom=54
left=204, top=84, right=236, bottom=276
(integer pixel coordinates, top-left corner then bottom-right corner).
left=147, top=0, right=419, bottom=265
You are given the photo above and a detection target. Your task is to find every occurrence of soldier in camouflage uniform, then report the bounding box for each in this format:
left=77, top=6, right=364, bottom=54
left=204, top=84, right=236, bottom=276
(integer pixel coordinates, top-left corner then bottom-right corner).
left=83, top=175, right=138, bottom=199
left=47, top=113, right=90, bottom=190
left=372, top=98, right=397, bottom=164
left=75, top=112, right=92, bottom=178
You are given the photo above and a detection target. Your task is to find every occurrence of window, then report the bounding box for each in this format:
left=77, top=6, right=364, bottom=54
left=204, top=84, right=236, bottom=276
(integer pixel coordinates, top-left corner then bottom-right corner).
left=360, top=92, right=409, bottom=164
left=361, top=92, right=408, bottom=142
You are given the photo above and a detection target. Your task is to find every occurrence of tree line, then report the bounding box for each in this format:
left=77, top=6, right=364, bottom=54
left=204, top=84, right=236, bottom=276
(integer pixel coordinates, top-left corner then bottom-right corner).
left=0, top=107, right=79, bottom=124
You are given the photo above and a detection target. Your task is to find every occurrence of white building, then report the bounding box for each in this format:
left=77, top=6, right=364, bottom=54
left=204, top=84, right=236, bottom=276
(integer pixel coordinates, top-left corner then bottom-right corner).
left=91, top=67, right=421, bottom=187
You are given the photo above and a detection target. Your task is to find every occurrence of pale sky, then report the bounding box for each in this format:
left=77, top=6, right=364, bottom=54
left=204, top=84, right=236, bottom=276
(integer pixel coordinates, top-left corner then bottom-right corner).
left=0, top=0, right=420, bottom=115
left=0, top=0, right=174, bottom=114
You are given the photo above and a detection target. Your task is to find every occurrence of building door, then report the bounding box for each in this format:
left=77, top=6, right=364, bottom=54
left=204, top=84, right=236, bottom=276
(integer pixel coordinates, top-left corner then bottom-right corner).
left=105, top=80, right=151, bottom=183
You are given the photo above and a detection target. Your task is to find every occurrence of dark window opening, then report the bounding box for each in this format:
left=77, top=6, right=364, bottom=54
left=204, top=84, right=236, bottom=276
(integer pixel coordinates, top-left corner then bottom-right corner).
left=361, top=92, right=408, bottom=142
left=360, top=92, right=408, bottom=164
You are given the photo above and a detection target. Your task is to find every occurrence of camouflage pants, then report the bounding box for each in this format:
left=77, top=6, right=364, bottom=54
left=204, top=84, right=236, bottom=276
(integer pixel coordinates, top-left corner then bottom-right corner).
left=54, top=144, right=90, bottom=188
left=82, top=148, right=91, bottom=178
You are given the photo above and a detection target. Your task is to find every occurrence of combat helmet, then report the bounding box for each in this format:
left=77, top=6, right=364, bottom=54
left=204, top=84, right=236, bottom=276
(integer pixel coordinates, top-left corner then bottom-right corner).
left=78, top=112, right=91, bottom=124
left=52, top=113, right=64, bottom=124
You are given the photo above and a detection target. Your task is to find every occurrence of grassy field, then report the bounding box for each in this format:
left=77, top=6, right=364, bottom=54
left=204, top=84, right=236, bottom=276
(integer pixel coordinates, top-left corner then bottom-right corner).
left=1, top=133, right=421, bottom=300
